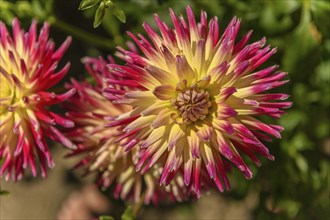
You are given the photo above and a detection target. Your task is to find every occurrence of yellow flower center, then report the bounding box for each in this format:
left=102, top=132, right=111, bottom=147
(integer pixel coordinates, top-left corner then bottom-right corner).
left=174, top=87, right=212, bottom=124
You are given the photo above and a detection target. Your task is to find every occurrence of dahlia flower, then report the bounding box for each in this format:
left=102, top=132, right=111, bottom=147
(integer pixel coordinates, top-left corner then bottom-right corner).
left=105, top=6, right=291, bottom=196
left=64, top=56, right=186, bottom=204
left=0, top=19, right=75, bottom=181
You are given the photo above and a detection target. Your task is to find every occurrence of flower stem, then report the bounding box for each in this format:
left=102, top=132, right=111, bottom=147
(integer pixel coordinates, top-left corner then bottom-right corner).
left=132, top=193, right=145, bottom=218
left=48, top=16, right=115, bottom=50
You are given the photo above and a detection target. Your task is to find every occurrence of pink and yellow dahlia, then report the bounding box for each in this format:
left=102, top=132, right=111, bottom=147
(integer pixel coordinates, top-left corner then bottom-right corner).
left=0, top=19, right=75, bottom=181
left=64, top=56, right=186, bottom=204
left=105, top=6, right=292, bottom=196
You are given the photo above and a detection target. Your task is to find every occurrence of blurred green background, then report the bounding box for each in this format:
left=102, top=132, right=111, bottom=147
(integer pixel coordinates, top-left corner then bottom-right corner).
left=0, top=0, right=329, bottom=219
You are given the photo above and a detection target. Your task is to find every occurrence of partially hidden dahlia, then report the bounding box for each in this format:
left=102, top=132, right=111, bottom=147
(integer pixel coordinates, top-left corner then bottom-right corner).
left=104, top=6, right=292, bottom=196
left=0, top=19, right=75, bottom=181
left=64, top=56, right=186, bottom=204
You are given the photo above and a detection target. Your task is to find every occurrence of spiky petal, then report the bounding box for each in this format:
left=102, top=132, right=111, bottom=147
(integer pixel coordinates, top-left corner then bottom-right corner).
left=64, top=57, right=186, bottom=204
left=104, top=6, right=291, bottom=196
left=0, top=19, right=75, bottom=181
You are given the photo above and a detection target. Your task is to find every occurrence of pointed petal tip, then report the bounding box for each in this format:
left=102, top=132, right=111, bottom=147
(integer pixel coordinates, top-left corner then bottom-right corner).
left=65, top=35, right=72, bottom=44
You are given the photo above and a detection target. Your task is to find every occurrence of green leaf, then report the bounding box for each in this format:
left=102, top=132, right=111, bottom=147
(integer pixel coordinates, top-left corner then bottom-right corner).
left=282, top=4, right=319, bottom=73
left=311, top=0, right=330, bottom=12
left=295, top=154, right=309, bottom=173
left=280, top=110, right=306, bottom=131
left=105, top=1, right=126, bottom=23
left=31, top=0, right=47, bottom=19
left=278, top=199, right=301, bottom=219
left=79, top=0, right=101, bottom=10
left=93, top=1, right=105, bottom=28
left=110, top=6, right=126, bottom=23
left=260, top=2, right=293, bottom=34
left=315, top=61, right=330, bottom=83
left=292, top=132, right=313, bottom=151
left=121, top=206, right=134, bottom=220
left=99, top=215, right=115, bottom=220
left=272, top=0, right=301, bottom=15
left=315, top=121, right=330, bottom=139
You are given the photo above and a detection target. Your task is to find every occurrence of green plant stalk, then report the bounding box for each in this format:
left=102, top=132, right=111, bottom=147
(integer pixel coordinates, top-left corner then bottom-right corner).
left=48, top=16, right=115, bottom=50
left=102, top=12, right=124, bottom=46
left=131, top=193, right=145, bottom=219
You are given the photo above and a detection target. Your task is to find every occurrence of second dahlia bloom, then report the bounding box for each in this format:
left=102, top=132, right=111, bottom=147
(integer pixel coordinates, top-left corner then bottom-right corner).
left=64, top=56, right=186, bottom=204
left=0, top=19, right=75, bottom=181
left=105, top=6, right=291, bottom=196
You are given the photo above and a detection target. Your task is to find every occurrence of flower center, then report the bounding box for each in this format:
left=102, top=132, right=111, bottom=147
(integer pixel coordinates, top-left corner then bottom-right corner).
left=174, top=88, right=212, bottom=124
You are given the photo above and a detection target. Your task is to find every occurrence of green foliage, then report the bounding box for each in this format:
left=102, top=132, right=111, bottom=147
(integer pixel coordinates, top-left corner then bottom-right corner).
left=99, top=215, right=115, bottom=220
left=79, top=0, right=126, bottom=27
left=79, top=0, right=101, bottom=10
left=93, top=1, right=106, bottom=28
left=121, top=206, right=134, bottom=220
left=0, top=0, right=53, bottom=24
